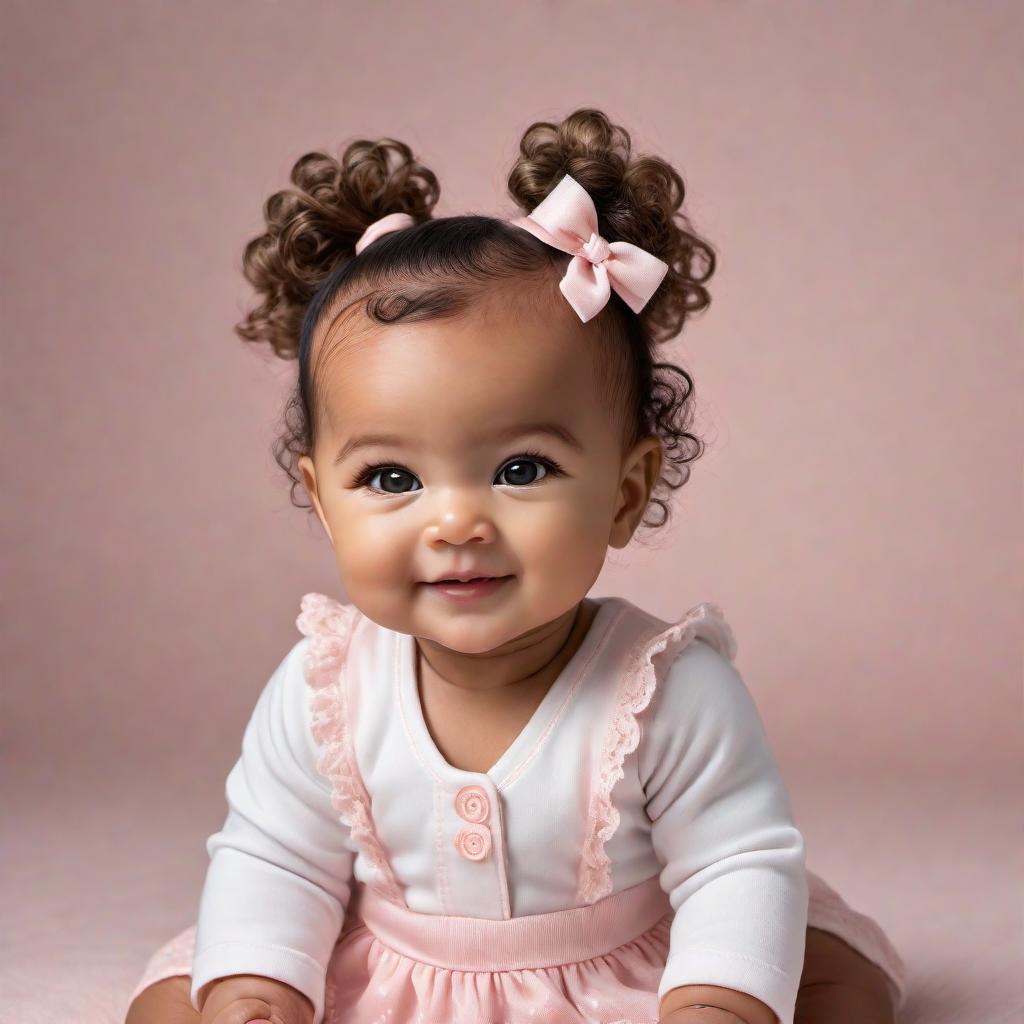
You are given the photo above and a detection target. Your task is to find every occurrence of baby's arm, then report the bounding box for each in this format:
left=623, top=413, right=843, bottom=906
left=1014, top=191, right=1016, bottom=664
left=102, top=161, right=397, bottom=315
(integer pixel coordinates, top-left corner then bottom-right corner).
left=638, top=639, right=809, bottom=1024
left=191, top=638, right=357, bottom=1024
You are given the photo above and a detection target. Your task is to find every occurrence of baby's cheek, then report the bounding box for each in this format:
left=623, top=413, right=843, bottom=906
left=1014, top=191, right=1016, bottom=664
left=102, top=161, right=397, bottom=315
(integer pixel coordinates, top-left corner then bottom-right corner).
left=329, top=519, right=412, bottom=602
left=514, top=501, right=609, bottom=584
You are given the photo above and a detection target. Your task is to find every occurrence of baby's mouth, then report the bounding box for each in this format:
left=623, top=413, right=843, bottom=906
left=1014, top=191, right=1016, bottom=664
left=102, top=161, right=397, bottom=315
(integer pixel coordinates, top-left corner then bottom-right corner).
left=424, top=575, right=515, bottom=598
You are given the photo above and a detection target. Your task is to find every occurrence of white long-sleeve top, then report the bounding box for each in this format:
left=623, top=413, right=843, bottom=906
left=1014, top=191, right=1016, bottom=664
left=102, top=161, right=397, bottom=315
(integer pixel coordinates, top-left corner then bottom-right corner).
left=190, top=594, right=809, bottom=1024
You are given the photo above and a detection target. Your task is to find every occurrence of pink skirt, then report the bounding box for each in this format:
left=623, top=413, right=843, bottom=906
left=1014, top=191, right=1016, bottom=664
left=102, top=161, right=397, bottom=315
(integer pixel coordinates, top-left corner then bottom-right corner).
left=325, top=874, right=671, bottom=1023
left=127, top=871, right=906, bottom=1023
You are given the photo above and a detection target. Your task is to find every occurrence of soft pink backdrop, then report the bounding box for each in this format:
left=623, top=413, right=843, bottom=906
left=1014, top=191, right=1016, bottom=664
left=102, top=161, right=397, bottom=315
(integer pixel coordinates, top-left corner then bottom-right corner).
left=2, top=2, right=1020, bottom=1022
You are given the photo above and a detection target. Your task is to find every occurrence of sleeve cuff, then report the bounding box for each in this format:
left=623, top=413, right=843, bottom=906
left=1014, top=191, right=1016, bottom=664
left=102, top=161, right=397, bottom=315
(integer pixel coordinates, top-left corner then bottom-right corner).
left=658, top=947, right=801, bottom=1024
left=190, top=941, right=328, bottom=1024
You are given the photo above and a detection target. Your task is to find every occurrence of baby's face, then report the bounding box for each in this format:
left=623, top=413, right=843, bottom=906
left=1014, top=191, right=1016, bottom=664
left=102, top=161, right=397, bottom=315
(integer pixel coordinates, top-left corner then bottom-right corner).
left=298, top=285, right=660, bottom=655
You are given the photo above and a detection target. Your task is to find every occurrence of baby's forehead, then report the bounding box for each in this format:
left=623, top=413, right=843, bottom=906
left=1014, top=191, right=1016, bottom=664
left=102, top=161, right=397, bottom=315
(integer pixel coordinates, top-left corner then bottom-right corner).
left=317, top=300, right=606, bottom=433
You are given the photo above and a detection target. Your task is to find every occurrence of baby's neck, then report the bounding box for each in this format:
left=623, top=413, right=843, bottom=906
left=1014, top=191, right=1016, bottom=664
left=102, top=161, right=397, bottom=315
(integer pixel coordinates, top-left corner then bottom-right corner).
left=414, top=598, right=600, bottom=775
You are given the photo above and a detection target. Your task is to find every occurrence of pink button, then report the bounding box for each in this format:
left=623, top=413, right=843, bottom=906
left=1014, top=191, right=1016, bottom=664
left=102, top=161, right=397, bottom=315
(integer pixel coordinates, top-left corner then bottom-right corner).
left=454, top=785, right=490, bottom=823
left=454, top=825, right=491, bottom=861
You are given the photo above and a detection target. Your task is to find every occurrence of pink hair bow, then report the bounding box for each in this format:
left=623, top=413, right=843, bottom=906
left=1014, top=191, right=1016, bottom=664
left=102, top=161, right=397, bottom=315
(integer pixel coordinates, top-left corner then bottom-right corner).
left=509, top=174, right=669, bottom=323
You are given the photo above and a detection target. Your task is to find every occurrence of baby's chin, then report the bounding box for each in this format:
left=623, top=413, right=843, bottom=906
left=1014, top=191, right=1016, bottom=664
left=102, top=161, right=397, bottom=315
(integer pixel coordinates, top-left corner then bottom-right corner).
left=411, top=579, right=530, bottom=654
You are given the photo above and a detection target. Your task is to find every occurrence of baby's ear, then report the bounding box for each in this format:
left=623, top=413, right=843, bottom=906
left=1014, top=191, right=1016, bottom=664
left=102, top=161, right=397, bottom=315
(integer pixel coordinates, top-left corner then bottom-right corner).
left=609, top=435, right=662, bottom=548
left=297, top=455, right=333, bottom=544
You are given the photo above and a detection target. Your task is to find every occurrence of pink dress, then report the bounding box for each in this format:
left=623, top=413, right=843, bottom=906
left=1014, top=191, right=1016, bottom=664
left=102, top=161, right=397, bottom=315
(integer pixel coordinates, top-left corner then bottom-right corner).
left=127, top=593, right=906, bottom=1024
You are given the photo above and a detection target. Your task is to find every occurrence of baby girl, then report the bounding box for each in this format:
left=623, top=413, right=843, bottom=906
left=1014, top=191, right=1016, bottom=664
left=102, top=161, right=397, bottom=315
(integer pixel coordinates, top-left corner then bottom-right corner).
left=125, top=108, right=905, bottom=1024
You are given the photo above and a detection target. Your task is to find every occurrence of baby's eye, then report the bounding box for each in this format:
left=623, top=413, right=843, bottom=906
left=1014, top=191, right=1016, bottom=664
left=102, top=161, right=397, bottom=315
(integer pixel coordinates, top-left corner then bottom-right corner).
left=495, top=457, right=551, bottom=487
left=357, top=466, right=421, bottom=494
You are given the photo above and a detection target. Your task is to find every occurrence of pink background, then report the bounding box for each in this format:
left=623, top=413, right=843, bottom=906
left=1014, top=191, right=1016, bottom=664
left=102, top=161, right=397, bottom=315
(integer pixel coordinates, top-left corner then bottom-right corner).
left=3, top=2, right=1020, bottom=1021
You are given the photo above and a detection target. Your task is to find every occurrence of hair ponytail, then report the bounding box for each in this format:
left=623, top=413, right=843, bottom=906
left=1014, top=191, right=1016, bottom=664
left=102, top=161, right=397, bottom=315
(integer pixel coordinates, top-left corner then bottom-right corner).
left=506, top=108, right=715, bottom=345
left=235, top=139, right=440, bottom=360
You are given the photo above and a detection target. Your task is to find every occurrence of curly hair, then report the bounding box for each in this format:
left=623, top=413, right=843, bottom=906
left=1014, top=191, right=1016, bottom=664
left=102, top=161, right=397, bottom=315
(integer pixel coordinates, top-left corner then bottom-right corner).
left=235, top=108, right=716, bottom=536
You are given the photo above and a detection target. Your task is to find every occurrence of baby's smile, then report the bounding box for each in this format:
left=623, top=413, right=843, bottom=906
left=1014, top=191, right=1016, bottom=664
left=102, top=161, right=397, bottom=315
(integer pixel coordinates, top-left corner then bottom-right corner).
left=423, top=574, right=515, bottom=604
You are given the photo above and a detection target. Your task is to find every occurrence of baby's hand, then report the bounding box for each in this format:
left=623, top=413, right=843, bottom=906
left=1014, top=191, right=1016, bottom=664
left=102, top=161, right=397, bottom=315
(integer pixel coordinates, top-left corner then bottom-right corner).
left=198, top=973, right=315, bottom=1024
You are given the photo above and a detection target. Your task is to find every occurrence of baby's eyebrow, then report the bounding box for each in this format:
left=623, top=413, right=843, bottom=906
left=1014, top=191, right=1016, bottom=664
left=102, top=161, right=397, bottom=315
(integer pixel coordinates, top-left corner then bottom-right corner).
left=334, top=421, right=584, bottom=466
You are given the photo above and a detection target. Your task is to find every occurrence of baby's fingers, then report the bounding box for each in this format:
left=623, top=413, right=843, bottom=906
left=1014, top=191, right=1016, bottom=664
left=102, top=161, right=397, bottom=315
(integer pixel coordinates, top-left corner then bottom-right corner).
left=208, top=997, right=275, bottom=1024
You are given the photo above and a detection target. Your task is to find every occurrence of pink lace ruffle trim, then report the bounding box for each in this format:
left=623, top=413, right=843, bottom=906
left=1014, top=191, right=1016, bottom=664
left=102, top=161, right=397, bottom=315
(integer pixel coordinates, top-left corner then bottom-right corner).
left=296, top=592, right=405, bottom=906
left=577, top=602, right=738, bottom=905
